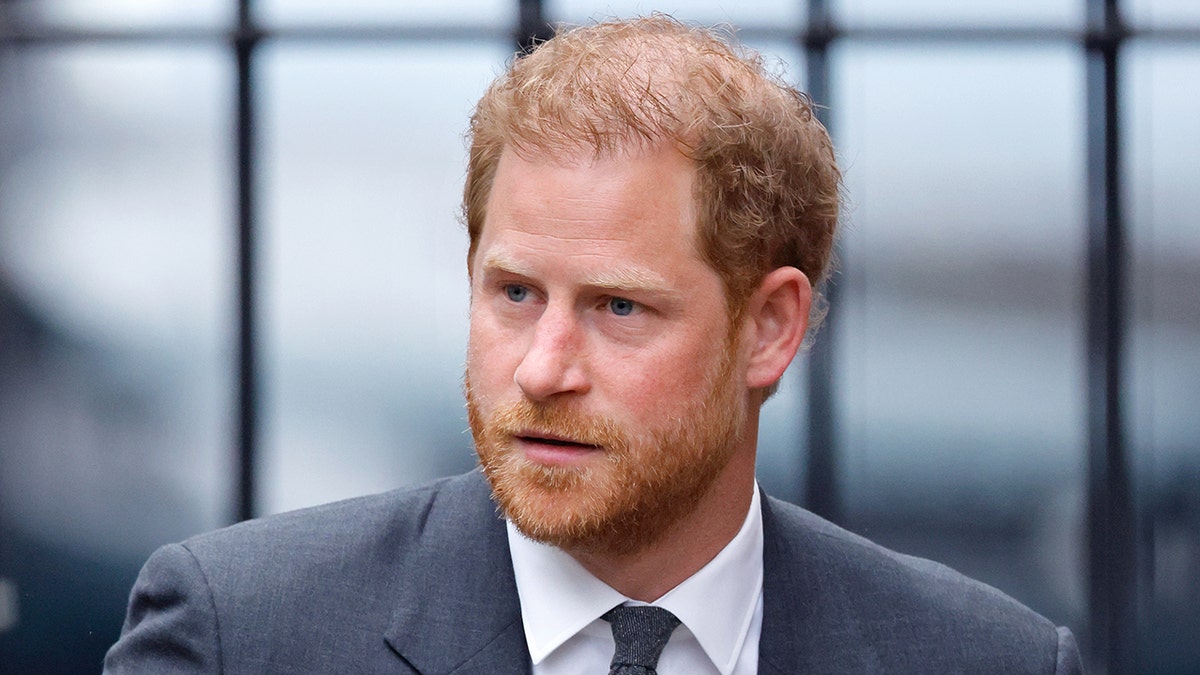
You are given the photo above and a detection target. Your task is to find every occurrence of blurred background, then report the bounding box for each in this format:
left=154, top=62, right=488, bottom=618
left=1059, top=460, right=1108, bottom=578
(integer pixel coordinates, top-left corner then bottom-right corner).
left=0, top=0, right=1195, bottom=672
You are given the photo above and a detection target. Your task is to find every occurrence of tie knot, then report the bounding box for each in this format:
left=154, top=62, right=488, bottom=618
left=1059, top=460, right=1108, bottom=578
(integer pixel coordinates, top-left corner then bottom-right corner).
left=602, top=605, right=681, bottom=674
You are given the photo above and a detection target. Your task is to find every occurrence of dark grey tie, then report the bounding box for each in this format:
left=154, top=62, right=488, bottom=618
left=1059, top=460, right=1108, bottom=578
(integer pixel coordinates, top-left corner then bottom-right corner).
left=601, top=605, right=682, bottom=675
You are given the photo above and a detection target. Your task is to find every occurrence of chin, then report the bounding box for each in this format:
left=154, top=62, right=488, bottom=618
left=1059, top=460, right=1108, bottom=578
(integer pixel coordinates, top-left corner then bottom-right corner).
left=483, top=447, right=722, bottom=558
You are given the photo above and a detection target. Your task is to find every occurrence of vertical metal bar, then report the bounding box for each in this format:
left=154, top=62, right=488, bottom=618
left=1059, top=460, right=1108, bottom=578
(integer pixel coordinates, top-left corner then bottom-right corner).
left=1084, top=0, right=1135, bottom=671
left=235, top=0, right=259, bottom=523
left=516, top=0, right=552, bottom=53
left=803, top=0, right=842, bottom=524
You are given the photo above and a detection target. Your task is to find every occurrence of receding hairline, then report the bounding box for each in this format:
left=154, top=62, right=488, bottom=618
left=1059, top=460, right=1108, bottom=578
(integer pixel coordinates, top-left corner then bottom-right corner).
left=473, top=17, right=768, bottom=162
left=469, top=138, right=707, bottom=258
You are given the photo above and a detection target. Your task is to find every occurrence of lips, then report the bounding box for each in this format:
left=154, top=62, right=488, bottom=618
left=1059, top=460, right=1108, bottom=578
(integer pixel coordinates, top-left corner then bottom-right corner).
left=515, top=433, right=600, bottom=451
left=512, top=431, right=604, bottom=466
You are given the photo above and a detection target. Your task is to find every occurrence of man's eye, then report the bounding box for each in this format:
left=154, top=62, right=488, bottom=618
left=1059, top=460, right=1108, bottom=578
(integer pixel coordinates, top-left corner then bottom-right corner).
left=608, top=297, right=636, bottom=316
left=504, top=284, right=529, bottom=302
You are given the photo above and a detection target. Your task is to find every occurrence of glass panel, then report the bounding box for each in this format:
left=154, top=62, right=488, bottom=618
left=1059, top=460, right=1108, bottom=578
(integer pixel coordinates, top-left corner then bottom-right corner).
left=1126, top=43, right=1200, bottom=674
left=0, top=45, right=232, bottom=671
left=1128, top=0, right=1200, bottom=28
left=259, top=42, right=510, bottom=515
left=743, top=39, right=807, bottom=90
left=758, top=362, right=810, bottom=505
left=832, top=44, right=1087, bottom=631
left=5, top=0, right=231, bottom=29
left=546, top=0, right=803, bottom=27
left=257, top=0, right=512, bottom=28
left=834, top=0, right=1081, bottom=28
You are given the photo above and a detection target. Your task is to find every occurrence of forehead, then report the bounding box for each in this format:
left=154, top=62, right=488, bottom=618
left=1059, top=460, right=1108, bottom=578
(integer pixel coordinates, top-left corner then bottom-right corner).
left=476, top=144, right=703, bottom=266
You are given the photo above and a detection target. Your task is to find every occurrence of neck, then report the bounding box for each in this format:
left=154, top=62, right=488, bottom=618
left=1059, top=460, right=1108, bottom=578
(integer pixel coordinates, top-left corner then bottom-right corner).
left=566, top=442, right=758, bottom=602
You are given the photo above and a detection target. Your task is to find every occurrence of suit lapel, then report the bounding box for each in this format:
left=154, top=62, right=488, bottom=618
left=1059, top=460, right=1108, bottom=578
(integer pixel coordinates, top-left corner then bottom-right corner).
left=756, top=495, right=881, bottom=673
left=757, top=494, right=810, bottom=673
left=383, top=477, right=890, bottom=673
left=383, top=472, right=531, bottom=674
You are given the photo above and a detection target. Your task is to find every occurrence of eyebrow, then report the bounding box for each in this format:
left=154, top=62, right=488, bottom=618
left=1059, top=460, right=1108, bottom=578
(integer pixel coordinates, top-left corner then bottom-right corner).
left=582, top=267, right=672, bottom=294
left=480, top=249, right=673, bottom=295
left=479, top=250, right=536, bottom=278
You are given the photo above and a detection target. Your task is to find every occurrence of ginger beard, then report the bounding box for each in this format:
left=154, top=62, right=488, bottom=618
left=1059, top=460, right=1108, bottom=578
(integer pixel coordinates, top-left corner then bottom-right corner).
left=466, top=329, right=748, bottom=558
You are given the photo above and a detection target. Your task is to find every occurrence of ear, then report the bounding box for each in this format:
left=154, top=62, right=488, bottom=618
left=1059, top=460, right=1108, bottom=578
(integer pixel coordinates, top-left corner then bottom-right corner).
left=741, top=267, right=811, bottom=390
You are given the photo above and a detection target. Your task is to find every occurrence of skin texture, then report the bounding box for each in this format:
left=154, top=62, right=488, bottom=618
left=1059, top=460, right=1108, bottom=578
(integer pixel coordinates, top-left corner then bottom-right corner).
left=466, top=143, right=812, bottom=600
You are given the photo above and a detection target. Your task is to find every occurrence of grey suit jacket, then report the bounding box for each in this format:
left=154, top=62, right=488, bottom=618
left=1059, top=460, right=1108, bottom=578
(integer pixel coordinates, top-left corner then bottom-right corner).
left=104, top=470, right=1082, bottom=673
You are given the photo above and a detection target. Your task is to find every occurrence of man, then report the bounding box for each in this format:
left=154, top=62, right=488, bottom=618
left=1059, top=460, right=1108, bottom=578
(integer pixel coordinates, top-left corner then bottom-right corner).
left=106, top=16, right=1082, bottom=674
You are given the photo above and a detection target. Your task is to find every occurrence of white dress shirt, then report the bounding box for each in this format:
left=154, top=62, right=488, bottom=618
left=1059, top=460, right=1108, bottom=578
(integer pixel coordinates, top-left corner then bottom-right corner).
left=507, top=484, right=764, bottom=675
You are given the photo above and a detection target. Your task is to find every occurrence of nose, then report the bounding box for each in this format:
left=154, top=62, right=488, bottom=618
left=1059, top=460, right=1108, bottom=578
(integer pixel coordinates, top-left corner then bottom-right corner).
left=513, top=306, right=590, bottom=401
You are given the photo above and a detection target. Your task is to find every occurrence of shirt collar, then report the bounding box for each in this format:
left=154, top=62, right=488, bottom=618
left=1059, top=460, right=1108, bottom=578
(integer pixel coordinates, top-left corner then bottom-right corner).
left=506, top=522, right=626, bottom=664
left=507, top=484, right=764, bottom=674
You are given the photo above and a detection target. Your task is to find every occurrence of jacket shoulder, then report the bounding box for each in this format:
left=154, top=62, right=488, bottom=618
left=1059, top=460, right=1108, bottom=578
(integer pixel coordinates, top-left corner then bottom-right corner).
left=182, top=470, right=488, bottom=565
left=761, top=496, right=1081, bottom=674
left=106, top=471, right=502, bottom=673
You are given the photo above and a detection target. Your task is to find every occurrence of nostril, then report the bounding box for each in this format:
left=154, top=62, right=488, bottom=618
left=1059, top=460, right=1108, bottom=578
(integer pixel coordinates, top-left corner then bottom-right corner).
left=513, top=310, right=590, bottom=399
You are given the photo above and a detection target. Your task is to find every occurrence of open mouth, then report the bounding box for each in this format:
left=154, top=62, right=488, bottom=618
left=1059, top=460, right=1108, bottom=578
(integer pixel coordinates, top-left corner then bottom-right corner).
left=516, top=434, right=600, bottom=451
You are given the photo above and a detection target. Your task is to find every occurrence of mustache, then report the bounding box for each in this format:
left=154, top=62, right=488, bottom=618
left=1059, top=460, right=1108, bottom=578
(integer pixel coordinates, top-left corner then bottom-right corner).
left=487, top=399, right=629, bottom=450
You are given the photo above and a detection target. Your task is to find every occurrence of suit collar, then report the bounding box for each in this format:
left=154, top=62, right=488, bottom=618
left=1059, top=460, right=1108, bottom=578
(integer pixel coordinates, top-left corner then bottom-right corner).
left=383, top=471, right=531, bottom=674
left=382, top=476, right=878, bottom=673
left=757, top=494, right=882, bottom=673
left=757, top=493, right=811, bottom=673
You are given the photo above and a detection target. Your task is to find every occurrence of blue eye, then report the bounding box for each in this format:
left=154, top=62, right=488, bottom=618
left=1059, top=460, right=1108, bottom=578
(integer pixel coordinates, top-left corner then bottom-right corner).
left=504, top=284, right=528, bottom=302
left=608, top=297, right=636, bottom=316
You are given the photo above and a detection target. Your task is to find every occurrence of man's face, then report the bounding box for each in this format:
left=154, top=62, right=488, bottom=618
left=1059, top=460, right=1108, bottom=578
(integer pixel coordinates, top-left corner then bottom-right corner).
left=465, top=144, right=750, bottom=556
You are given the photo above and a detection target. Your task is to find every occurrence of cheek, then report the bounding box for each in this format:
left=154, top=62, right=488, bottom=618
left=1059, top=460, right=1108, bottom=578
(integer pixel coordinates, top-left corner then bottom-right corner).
left=467, top=313, right=521, bottom=392
left=602, top=341, right=724, bottom=415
